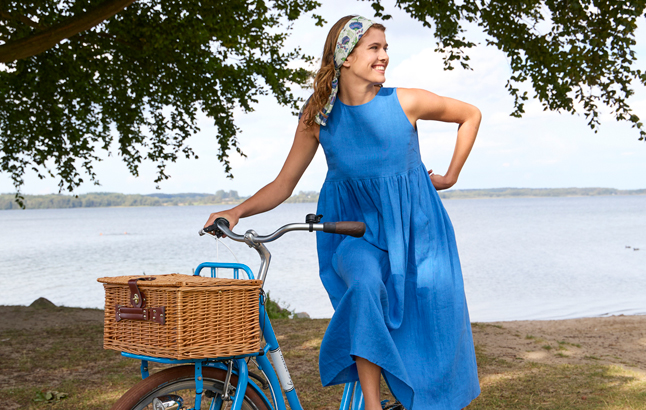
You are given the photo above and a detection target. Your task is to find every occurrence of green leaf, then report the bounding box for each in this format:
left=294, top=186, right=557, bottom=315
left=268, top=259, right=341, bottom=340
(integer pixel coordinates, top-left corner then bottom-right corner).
left=0, top=0, right=321, bottom=205
left=365, top=0, right=646, bottom=141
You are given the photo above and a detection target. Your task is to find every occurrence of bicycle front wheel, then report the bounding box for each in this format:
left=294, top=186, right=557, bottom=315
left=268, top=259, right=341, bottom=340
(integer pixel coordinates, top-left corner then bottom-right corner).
left=112, top=365, right=269, bottom=410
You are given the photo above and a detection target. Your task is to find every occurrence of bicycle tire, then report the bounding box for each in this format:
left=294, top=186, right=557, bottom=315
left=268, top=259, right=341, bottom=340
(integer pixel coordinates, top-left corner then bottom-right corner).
left=111, top=365, right=269, bottom=410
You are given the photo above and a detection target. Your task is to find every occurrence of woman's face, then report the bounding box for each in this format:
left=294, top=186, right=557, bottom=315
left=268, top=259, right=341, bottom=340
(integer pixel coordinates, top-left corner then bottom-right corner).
left=342, top=28, right=389, bottom=85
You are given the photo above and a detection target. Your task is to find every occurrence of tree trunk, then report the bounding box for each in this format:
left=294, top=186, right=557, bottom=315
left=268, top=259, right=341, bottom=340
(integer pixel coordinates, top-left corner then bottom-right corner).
left=0, top=0, right=137, bottom=63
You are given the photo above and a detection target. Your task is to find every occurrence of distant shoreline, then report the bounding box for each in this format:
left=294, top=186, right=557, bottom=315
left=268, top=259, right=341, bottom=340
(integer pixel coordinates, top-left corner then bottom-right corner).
left=2, top=187, right=644, bottom=210
left=438, top=187, right=646, bottom=200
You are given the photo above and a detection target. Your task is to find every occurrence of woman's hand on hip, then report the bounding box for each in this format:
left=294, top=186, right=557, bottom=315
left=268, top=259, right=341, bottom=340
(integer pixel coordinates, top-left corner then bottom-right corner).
left=428, top=169, right=456, bottom=191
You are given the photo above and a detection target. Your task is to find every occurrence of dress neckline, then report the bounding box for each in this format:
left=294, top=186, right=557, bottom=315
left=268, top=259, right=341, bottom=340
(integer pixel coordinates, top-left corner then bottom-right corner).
left=337, top=86, right=385, bottom=108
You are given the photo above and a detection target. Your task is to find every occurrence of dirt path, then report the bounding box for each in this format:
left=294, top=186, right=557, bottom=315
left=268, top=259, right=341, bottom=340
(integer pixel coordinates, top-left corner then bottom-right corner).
left=474, top=316, right=646, bottom=373
left=1, top=304, right=645, bottom=409
left=5, top=306, right=646, bottom=372
left=2, top=305, right=644, bottom=373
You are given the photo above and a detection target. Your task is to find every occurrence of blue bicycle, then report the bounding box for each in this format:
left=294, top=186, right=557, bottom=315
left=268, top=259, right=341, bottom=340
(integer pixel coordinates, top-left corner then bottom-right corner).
left=111, top=214, right=396, bottom=410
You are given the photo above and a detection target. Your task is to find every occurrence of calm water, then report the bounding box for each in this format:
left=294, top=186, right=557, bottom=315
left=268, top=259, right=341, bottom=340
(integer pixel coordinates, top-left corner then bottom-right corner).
left=0, top=196, right=644, bottom=322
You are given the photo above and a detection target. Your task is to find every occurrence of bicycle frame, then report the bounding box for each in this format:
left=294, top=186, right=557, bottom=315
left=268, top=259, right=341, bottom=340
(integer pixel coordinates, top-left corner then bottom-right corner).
left=120, top=222, right=368, bottom=410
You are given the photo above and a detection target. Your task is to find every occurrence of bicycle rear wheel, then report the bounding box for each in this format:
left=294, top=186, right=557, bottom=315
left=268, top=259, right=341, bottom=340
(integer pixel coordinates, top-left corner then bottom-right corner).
left=112, top=365, right=269, bottom=410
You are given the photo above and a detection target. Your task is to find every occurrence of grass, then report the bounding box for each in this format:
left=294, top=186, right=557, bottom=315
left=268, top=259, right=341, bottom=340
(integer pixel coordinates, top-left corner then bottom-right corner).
left=470, top=362, right=646, bottom=409
left=559, top=340, right=582, bottom=348
left=2, top=311, right=645, bottom=409
left=1, top=324, right=143, bottom=409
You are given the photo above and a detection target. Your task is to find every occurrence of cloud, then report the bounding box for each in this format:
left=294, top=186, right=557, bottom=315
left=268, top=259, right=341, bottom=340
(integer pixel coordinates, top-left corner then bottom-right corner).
left=388, top=46, right=510, bottom=99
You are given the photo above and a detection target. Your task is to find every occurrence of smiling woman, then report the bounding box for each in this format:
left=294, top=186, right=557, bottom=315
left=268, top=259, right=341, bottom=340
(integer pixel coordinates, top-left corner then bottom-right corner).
left=337, top=27, right=389, bottom=99
left=204, top=15, right=481, bottom=410
left=299, top=17, right=388, bottom=127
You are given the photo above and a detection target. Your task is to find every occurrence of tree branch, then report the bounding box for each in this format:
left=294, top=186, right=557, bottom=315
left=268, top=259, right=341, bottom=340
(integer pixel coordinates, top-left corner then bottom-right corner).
left=0, top=0, right=137, bottom=63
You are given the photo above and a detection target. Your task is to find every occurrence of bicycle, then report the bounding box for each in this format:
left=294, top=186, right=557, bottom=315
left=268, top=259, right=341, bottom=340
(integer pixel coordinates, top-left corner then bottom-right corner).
left=110, top=214, right=402, bottom=410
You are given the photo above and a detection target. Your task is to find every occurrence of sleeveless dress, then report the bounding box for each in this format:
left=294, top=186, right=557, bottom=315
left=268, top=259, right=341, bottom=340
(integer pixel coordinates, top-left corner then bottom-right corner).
left=315, top=87, right=480, bottom=410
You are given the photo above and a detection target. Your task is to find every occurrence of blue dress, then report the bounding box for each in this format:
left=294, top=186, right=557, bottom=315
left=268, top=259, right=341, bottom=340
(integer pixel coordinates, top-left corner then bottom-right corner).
left=315, top=87, right=480, bottom=410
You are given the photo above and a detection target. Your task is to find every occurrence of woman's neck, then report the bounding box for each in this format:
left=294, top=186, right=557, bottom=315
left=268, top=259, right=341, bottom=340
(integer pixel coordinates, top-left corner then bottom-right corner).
left=337, top=80, right=381, bottom=106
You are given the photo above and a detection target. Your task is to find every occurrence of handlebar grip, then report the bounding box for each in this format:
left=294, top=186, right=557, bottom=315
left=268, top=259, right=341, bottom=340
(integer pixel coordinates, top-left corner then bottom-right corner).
left=323, top=222, right=366, bottom=238
left=215, top=217, right=230, bottom=229
left=203, top=217, right=231, bottom=238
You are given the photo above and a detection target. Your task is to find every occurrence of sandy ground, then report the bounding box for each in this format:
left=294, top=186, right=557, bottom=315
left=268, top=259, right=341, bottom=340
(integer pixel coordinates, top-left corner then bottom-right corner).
left=1, top=303, right=645, bottom=410
left=472, top=315, right=646, bottom=373
left=1, top=304, right=644, bottom=373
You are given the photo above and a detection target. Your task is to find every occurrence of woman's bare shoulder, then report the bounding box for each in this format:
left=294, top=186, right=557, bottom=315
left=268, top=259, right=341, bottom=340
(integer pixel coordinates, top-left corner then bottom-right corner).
left=296, top=114, right=321, bottom=142
left=396, top=87, right=440, bottom=101
left=395, top=87, right=442, bottom=118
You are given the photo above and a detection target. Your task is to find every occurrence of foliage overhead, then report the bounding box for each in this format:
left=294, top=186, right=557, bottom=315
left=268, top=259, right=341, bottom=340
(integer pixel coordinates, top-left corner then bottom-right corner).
left=1, top=0, right=645, bottom=205
left=368, top=0, right=646, bottom=138
left=0, top=0, right=323, bottom=203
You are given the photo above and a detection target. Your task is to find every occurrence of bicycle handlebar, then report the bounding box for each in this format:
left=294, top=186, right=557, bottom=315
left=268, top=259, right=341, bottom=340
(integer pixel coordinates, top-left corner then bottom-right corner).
left=198, top=216, right=366, bottom=242
left=198, top=215, right=365, bottom=283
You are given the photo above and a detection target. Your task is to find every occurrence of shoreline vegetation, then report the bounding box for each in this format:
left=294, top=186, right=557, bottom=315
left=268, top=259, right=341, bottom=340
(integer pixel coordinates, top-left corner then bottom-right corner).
left=2, top=302, right=645, bottom=409
left=1, top=187, right=645, bottom=210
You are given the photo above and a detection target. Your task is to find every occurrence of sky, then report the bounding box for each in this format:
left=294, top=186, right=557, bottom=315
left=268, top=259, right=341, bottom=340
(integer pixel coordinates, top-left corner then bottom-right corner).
left=2, top=1, right=645, bottom=196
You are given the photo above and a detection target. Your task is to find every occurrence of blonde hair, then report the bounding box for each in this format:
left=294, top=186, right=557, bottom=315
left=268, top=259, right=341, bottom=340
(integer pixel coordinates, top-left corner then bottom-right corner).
left=302, top=16, right=386, bottom=128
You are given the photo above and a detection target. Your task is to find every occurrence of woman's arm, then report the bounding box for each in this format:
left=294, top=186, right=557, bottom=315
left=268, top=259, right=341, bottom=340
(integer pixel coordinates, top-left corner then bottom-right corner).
left=204, top=119, right=320, bottom=230
left=397, top=88, right=481, bottom=190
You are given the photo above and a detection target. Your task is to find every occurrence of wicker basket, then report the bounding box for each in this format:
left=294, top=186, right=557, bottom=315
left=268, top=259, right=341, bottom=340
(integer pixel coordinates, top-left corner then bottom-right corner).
left=98, top=274, right=263, bottom=359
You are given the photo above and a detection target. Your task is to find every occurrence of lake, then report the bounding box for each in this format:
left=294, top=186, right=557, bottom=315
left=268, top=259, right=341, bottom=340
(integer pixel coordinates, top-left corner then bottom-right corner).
left=0, top=195, right=644, bottom=322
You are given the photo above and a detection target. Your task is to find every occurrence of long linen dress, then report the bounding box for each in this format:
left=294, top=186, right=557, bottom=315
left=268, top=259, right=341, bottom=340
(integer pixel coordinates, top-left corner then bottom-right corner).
left=315, top=87, right=480, bottom=410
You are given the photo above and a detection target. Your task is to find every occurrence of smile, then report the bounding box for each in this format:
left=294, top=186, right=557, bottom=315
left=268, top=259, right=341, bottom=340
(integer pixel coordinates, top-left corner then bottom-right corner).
left=372, top=65, right=386, bottom=72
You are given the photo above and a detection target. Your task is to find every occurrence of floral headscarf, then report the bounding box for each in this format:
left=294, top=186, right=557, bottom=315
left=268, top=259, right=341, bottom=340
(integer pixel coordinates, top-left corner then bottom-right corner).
left=300, top=16, right=374, bottom=126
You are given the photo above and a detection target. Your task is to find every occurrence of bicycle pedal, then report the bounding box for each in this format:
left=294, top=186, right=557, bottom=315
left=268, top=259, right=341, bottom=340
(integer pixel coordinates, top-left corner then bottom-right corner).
left=382, top=401, right=405, bottom=410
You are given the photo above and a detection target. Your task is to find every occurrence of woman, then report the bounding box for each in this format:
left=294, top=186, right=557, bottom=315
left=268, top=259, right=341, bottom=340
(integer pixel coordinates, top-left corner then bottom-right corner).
left=204, top=15, right=481, bottom=410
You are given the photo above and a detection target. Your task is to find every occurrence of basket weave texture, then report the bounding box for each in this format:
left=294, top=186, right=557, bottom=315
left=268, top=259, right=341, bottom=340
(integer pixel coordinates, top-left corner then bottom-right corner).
left=98, top=274, right=262, bottom=359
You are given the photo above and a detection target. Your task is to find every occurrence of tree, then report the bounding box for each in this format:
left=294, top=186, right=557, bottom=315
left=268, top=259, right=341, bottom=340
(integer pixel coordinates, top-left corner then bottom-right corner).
left=1, top=1, right=645, bottom=204
left=368, top=0, right=645, bottom=137
left=0, top=0, right=323, bottom=204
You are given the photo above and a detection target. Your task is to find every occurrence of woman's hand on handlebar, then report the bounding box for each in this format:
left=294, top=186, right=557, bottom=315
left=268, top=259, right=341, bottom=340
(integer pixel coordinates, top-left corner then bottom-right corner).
left=204, top=211, right=239, bottom=236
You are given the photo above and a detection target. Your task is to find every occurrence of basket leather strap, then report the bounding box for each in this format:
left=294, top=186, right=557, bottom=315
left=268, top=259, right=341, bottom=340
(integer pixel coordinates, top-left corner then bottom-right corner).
left=115, top=277, right=165, bottom=325
left=128, top=277, right=155, bottom=308
left=115, top=305, right=166, bottom=325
